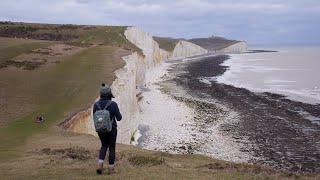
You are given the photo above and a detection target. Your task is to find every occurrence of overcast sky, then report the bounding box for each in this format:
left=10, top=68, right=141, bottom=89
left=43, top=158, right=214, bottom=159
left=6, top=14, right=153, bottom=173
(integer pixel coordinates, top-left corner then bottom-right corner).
left=1, top=0, right=319, bottom=45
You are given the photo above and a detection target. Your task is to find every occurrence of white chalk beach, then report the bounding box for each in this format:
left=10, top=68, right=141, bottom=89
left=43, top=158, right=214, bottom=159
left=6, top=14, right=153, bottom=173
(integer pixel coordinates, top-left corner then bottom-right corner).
left=134, top=60, right=256, bottom=163
left=133, top=62, right=196, bottom=150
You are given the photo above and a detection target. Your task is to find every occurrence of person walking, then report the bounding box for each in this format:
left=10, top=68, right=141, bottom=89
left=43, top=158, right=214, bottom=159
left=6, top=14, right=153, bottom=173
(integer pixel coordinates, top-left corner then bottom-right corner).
left=93, top=83, right=122, bottom=175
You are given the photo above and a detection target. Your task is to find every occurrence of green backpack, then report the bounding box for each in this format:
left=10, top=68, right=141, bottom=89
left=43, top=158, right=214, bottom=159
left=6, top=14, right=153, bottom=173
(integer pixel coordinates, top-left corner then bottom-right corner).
left=93, top=101, right=113, bottom=133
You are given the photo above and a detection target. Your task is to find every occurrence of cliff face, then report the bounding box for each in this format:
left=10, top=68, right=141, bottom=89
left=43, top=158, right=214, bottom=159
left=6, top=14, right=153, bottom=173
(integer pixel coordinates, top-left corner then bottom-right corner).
left=65, top=27, right=169, bottom=143
left=218, top=41, right=248, bottom=53
left=124, top=27, right=170, bottom=68
left=64, top=108, right=96, bottom=136
left=65, top=27, right=213, bottom=144
left=124, top=26, right=172, bottom=87
left=110, top=53, right=142, bottom=142
left=171, top=40, right=208, bottom=59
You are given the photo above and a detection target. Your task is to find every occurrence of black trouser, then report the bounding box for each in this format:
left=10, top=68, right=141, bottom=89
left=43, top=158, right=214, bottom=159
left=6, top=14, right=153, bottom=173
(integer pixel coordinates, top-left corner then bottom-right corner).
left=97, top=128, right=117, bottom=165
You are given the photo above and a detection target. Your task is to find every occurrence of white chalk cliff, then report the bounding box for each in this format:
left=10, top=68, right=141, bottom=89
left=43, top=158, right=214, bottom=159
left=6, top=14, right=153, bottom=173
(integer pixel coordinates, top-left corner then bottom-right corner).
left=65, top=27, right=246, bottom=144
left=171, top=40, right=208, bottom=59
left=219, top=41, right=248, bottom=53
left=66, top=27, right=173, bottom=143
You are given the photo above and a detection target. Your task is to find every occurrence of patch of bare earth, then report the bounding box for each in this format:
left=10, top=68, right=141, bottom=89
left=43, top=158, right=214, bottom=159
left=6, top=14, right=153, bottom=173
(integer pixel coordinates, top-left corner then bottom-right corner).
left=12, top=44, right=84, bottom=70
left=112, top=46, right=132, bottom=61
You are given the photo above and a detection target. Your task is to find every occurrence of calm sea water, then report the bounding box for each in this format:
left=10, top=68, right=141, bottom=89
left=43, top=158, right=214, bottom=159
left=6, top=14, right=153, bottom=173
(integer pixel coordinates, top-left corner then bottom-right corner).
left=217, top=46, right=320, bottom=104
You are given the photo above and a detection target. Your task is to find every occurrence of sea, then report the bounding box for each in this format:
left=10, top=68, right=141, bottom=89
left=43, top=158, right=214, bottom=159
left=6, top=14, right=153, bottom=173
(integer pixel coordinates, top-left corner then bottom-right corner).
left=217, top=46, right=320, bottom=105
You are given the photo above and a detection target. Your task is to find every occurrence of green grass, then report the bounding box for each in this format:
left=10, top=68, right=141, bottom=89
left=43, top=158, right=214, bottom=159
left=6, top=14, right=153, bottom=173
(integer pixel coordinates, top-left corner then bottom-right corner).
left=0, top=23, right=139, bottom=161
left=0, top=37, right=48, bottom=49
left=0, top=40, right=55, bottom=68
left=153, top=36, right=179, bottom=52
left=0, top=45, right=124, bottom=160
left=189, top=37, right=240, bottom=51
left=68, top=26, right=142, bottom=54
left=128, top=155, right=165, bottom=167
left=1, top=138, right=317, bottom=179
left=0, top=22, right=142, bottom=54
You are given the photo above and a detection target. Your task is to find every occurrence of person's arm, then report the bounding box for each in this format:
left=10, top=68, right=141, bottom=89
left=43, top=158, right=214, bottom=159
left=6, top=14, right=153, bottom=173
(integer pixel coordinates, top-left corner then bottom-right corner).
left=93, top=103, right=98, bottom=114
left=114, top=103, right=122, bottom=121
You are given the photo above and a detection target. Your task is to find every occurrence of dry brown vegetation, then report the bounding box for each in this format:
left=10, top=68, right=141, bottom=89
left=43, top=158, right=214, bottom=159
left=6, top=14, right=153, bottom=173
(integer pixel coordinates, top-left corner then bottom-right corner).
left=1, top=129, right=318, bottom=179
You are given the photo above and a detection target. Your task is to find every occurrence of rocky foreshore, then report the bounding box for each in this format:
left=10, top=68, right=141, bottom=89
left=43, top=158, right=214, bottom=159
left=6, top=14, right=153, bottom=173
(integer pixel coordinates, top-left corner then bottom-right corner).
left=159, top=55, right=320, bottom=173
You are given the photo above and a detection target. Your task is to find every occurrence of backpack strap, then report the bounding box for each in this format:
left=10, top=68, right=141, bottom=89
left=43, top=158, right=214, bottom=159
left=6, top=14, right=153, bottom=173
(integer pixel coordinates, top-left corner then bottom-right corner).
left=104, top=101, right=113, bottom=123
left=95, top=102, right=102, bottom=110
left=103, top=100, right=113, bottom=110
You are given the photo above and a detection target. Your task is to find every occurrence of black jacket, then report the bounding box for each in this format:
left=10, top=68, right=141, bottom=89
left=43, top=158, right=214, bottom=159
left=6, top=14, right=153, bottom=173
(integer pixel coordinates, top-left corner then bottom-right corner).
left=93, top=97, right=122, bottom=129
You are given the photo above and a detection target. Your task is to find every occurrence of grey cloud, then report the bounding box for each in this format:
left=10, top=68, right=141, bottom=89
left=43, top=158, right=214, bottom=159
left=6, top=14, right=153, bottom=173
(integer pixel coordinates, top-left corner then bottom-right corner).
left=0, top=0, right=319, bottom=45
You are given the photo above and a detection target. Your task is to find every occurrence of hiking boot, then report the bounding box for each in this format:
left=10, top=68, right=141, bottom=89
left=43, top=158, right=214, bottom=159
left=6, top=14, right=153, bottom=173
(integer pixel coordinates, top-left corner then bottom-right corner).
left=96, top=162, right=104, bottom=175
left=96, top=169, right=103, bottom=175
left=108, top=165, right=115, bottom=175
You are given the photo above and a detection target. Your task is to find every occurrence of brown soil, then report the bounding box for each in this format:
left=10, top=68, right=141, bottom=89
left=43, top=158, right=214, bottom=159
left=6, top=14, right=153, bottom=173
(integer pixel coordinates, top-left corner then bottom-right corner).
left=11, top=44, right=84, bottom=70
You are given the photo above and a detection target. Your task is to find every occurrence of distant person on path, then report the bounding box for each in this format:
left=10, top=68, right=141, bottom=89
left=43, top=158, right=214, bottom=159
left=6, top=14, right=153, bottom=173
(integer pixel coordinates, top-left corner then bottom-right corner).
left=35, top=115, right=44, bottom=123
left=93, top=83, right=122, bottom=175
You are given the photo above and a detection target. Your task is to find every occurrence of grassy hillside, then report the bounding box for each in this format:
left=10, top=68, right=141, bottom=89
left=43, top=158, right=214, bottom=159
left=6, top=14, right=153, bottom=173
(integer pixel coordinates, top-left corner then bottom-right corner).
left=0, top=22, right=135, bottom=161
left=0, top=45, right=127, bottom=160
left=0, top=38, right=56, bottom=69
left=189, top=36, right=240, bottom=51
left=0, top=37, right=50, bottom=49
left=0, top=22, right=141, bottom=53
left=153, top=36, right=180, bottom=52
left=0, top=131, right=318, bottom=179
left=153, top=35, right=242, bottom=52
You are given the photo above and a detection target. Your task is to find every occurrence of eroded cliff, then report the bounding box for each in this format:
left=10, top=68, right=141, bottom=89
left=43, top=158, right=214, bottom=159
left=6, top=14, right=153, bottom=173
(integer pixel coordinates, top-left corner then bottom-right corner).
left=171, top=40, right=208, bottom=59
left=218, top=41, right=248, bottom=53
left=64, top=27, right=242, bottom=144
left=65, top=27, right=172, bottom=143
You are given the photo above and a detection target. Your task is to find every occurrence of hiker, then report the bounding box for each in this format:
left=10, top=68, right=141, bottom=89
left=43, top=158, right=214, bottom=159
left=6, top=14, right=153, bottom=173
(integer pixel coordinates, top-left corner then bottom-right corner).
left=35, top=115, right=44, bottom=123
left=93, top=83, right=122, bottom=175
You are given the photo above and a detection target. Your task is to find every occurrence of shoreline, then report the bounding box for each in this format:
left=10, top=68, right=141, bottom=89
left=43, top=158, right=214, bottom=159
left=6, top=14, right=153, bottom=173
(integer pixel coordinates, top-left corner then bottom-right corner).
left=134, top=62, right=196, bottom=152
left=217, top=49, right=320, bottom=105
left=137, top=59, right=257, bottom=163
left=162, top=54, right=320, bottom=173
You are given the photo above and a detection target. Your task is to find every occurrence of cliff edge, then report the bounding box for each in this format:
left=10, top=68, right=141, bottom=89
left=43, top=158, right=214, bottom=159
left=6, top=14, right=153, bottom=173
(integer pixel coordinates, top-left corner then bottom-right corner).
left=66, top=26, right=211, bottom=143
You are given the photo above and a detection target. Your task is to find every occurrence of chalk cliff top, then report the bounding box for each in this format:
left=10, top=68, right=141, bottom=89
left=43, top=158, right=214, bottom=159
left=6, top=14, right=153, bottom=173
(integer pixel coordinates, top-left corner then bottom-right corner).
left=189, top=36, right=245, bottom=51
left=153, top=35, right=245, bottom=53
left=153, top=36, right=180, bottom=52
left=0, top=21, right=141, bottom=54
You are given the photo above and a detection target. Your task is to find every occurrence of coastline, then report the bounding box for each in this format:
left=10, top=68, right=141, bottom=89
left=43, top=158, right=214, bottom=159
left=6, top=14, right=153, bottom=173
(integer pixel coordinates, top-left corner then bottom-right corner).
left=161, top=55, right=320, bottom=173
left=134, top=62, right=196, bottom=151
left=217, top=48, right=320, bottom=105
left=137, top=59, right=256, bottom=163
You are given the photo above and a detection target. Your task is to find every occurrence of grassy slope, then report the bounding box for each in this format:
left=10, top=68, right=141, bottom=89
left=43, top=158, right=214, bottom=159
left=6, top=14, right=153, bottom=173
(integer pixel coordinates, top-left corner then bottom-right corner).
left=0, top=45, right=125, bottom=160
left=0, top=23, right=140, bottom=162
left=1, top=131, right=318, bottom=179
left=0, top=22, right=142, bottom=54
left=0, top=38, right=56, bottom=68
left=153, top=36, right=242, bottom=52
left=189, top=37, right=240, bottom=51
left=153, top=36, right=179, bottom=52
left=0, top=37, right=50, bottom=49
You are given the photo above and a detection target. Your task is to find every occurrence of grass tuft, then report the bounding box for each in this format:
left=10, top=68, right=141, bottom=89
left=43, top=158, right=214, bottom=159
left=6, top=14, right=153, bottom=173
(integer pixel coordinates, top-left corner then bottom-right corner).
left=128, top=155, right=165, bottom=167
left=41, top=147, right=92, bottom=160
